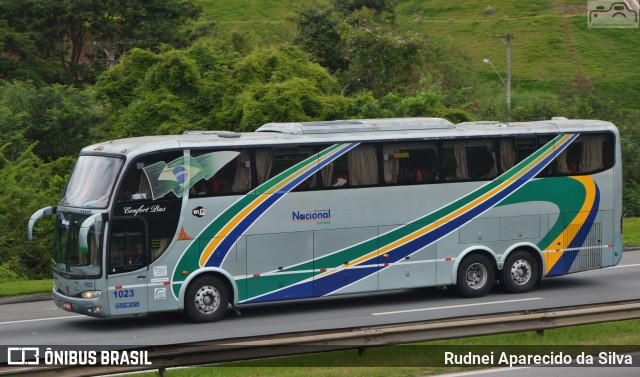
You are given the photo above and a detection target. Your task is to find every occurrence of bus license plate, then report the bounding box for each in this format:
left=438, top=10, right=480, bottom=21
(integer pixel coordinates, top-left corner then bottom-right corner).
left=63, top=301, right=72, bottom=311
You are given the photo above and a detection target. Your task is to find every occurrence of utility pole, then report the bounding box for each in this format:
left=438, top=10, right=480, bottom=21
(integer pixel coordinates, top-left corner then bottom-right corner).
left=494, top=33, right=512, bottom=122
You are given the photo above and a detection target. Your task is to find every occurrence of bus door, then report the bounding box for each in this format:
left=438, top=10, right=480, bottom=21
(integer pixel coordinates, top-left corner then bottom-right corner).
left=108, top=150, right=184, bottom=313
left=106, top=217, right=149, bottom=315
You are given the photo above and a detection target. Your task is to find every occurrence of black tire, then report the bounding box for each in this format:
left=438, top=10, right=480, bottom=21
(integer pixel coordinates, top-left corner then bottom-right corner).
left=501, top=250, right=540, bottom=294
left=185, top=275, right=229, bottom=323
left=456, top=253, right=495, bottom=298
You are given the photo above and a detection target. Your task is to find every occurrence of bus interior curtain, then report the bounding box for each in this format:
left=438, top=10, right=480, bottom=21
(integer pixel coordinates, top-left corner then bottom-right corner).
left=90, top=235, right=98, bottom=265
left=454, top=141, right=468, bottom=179
left=300, top=149, right=318, bottom=189
left=232, top=151, right=252, bottom=193
left=557, top=148, right=571, bottom=174
left=348, top=145, right=379, bottom=186
left=383, top=144, right=400, bottom=184
left=580, top=135, right=605, bottom=173
left=321, top=163, right=334, bottom=187
left=500, top=138, right=516, bottom=172
left=485, top=140, right=498, bottom=178
left=255, top=149, right=274, bottom=185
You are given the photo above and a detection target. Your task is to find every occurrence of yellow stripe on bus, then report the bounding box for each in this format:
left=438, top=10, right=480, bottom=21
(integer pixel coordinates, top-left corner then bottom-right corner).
left=316, top=135, right=572, bottom=279
left=198, top=146, right=349, bottom=267
left=544, top=176, right=597, bottom=273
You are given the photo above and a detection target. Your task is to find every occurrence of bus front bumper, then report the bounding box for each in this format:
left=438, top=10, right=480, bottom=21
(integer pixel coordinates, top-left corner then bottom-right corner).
left=52, top=288, right=111, bottom=318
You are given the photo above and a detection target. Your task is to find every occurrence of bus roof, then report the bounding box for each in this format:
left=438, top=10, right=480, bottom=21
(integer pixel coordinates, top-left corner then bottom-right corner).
left=82, top=117, right=618, bottom=158
left=255, top=117, right=454, bottom=134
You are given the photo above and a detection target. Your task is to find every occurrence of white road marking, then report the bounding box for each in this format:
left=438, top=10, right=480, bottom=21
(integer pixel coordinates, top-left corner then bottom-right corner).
left=610, top=263, right=640, bottom=269
left=0, top=315, right=83, bottom=326
left=372, top=297, right=542, bottom=316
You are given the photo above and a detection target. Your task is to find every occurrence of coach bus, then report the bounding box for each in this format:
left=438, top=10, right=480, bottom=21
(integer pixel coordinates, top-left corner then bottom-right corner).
left=28, top=117, right=622, bottom=322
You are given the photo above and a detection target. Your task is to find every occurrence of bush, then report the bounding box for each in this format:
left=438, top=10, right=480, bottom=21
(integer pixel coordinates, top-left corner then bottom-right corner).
left=0, top=145, right=73, bottom=279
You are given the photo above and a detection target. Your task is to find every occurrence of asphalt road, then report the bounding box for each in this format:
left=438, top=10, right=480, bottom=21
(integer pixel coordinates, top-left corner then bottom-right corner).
left=1, top=250, right=639, bottom=347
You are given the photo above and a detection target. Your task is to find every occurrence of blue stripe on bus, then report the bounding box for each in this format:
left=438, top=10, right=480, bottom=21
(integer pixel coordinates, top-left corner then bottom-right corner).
left=547, top=183, right=600, bottom=276
left=204, top=143, right=359, bottom=268
left=242, top=134, right=578, bottom=301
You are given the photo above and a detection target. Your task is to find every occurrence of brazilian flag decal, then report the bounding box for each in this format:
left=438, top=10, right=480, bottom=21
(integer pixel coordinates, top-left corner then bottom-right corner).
left=143, top=151, right=239, bottom=199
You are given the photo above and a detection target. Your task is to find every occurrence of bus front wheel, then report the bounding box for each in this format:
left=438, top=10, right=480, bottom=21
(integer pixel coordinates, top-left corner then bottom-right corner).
left=185, top=275, right=229, bottom=323
left=501, top=250, right=540, bottom=293
left=456, top=254, right=495, bottom=298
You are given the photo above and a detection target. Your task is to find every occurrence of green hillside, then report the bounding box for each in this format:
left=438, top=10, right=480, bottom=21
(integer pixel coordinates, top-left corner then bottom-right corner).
left=394, top=0, right=640, bottom=105
left=197, top=0, right=302, bottom=42
left=198, top=0, right=640, bottom=104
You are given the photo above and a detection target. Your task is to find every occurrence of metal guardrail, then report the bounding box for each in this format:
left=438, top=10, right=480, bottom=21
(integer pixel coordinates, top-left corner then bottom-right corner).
left=3, top=299, right=640, bottom=376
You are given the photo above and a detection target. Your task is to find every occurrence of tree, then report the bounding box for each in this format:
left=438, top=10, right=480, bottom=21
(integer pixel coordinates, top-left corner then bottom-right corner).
left=294, top=5, right=345, bottom=72
left=337, top=8, right=425, bottom=97
left=0, top=81, right=104, bottom=161
left=96, top=48, right=211, bottom=138
left=0, top=21, right=64, bottom=84
left=0, top=0, right=203, bottom=85
left=335, top=0, right=397, bottom=19
left=96, top=44, right=388, bottom=136
left=294, top=0, right=397, bottom=74
left=294, top=0, right=456, bottom=98
left=0, top=145, right=74, bottom=279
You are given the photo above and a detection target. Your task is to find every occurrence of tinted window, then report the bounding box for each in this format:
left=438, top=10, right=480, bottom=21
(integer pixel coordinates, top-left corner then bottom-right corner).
left=256, top=146, right=319, bottom=191
left=444, top=139, right=497, bottom=181
left=383, top=141, right=439, bottom=185
left=555, top=133, right=613, bottom=175
left=321, top=144, right=379, bottom=188
left=501, top=135, right=554, bottom=177
left=188, top=149, right=252, bottom=197
left=109, top=218, right=146, bottom=274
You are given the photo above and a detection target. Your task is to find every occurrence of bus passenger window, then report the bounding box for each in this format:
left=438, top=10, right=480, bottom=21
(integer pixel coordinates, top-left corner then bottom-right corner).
left=556, top=134, right=612, bottom=175
left=188, top=149, right=251, bottom=196
left=321, top=146, right=348, bottom=188
left=383, top=142, right=439, bottom=185
left=322, top=144, right=379, bottom=188
left=502, top=135, right=554, bottom=177
left=257, top=146, right=319, bottom=191
left=118, top=151, right=186, bottom=202
left=117, top=164, right=152, bottom=202
left=444, top=139, right=497, bottom=181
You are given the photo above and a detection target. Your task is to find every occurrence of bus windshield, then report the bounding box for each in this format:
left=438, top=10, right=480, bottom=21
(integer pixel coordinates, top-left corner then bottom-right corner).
left=60, top=155, right=123, bottom=208
left=54, top=212, right=102, bottom=278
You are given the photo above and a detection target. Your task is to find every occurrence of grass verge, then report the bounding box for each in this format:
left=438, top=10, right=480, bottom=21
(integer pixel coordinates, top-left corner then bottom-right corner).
left=625, top=217, right=640, bottom=246
left=0, top=279, right=51, bottom=297
left=135, top=319, right=640, bottom=376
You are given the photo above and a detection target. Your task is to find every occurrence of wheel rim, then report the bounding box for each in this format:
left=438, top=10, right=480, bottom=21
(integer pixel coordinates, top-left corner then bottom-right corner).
left=510, top=259, right=532, bottom=285
left=466, top=263, right=488, bottom=289
left=194, top=285, right=220, bottom=315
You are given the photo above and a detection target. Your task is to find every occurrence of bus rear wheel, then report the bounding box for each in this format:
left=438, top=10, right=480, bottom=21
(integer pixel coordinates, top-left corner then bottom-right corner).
left=501, top=250, right=540, bottom=293
left=456, top=254, right=495, bottom=298
left=185, top=275, right=229, bottom=323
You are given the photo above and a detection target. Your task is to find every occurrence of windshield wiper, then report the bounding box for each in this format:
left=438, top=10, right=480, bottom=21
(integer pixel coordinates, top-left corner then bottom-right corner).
left=68, top=266, right=87, bottom=274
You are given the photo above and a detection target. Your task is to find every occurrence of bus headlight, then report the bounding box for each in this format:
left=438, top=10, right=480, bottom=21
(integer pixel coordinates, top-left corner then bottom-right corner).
left=80, top=291, right=102, bottom=299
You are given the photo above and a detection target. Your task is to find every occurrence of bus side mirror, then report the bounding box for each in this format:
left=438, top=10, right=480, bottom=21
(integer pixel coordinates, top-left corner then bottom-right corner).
left=79, top=213, right=108, bottom=254
left=27, top=206, right=56, bottom=243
